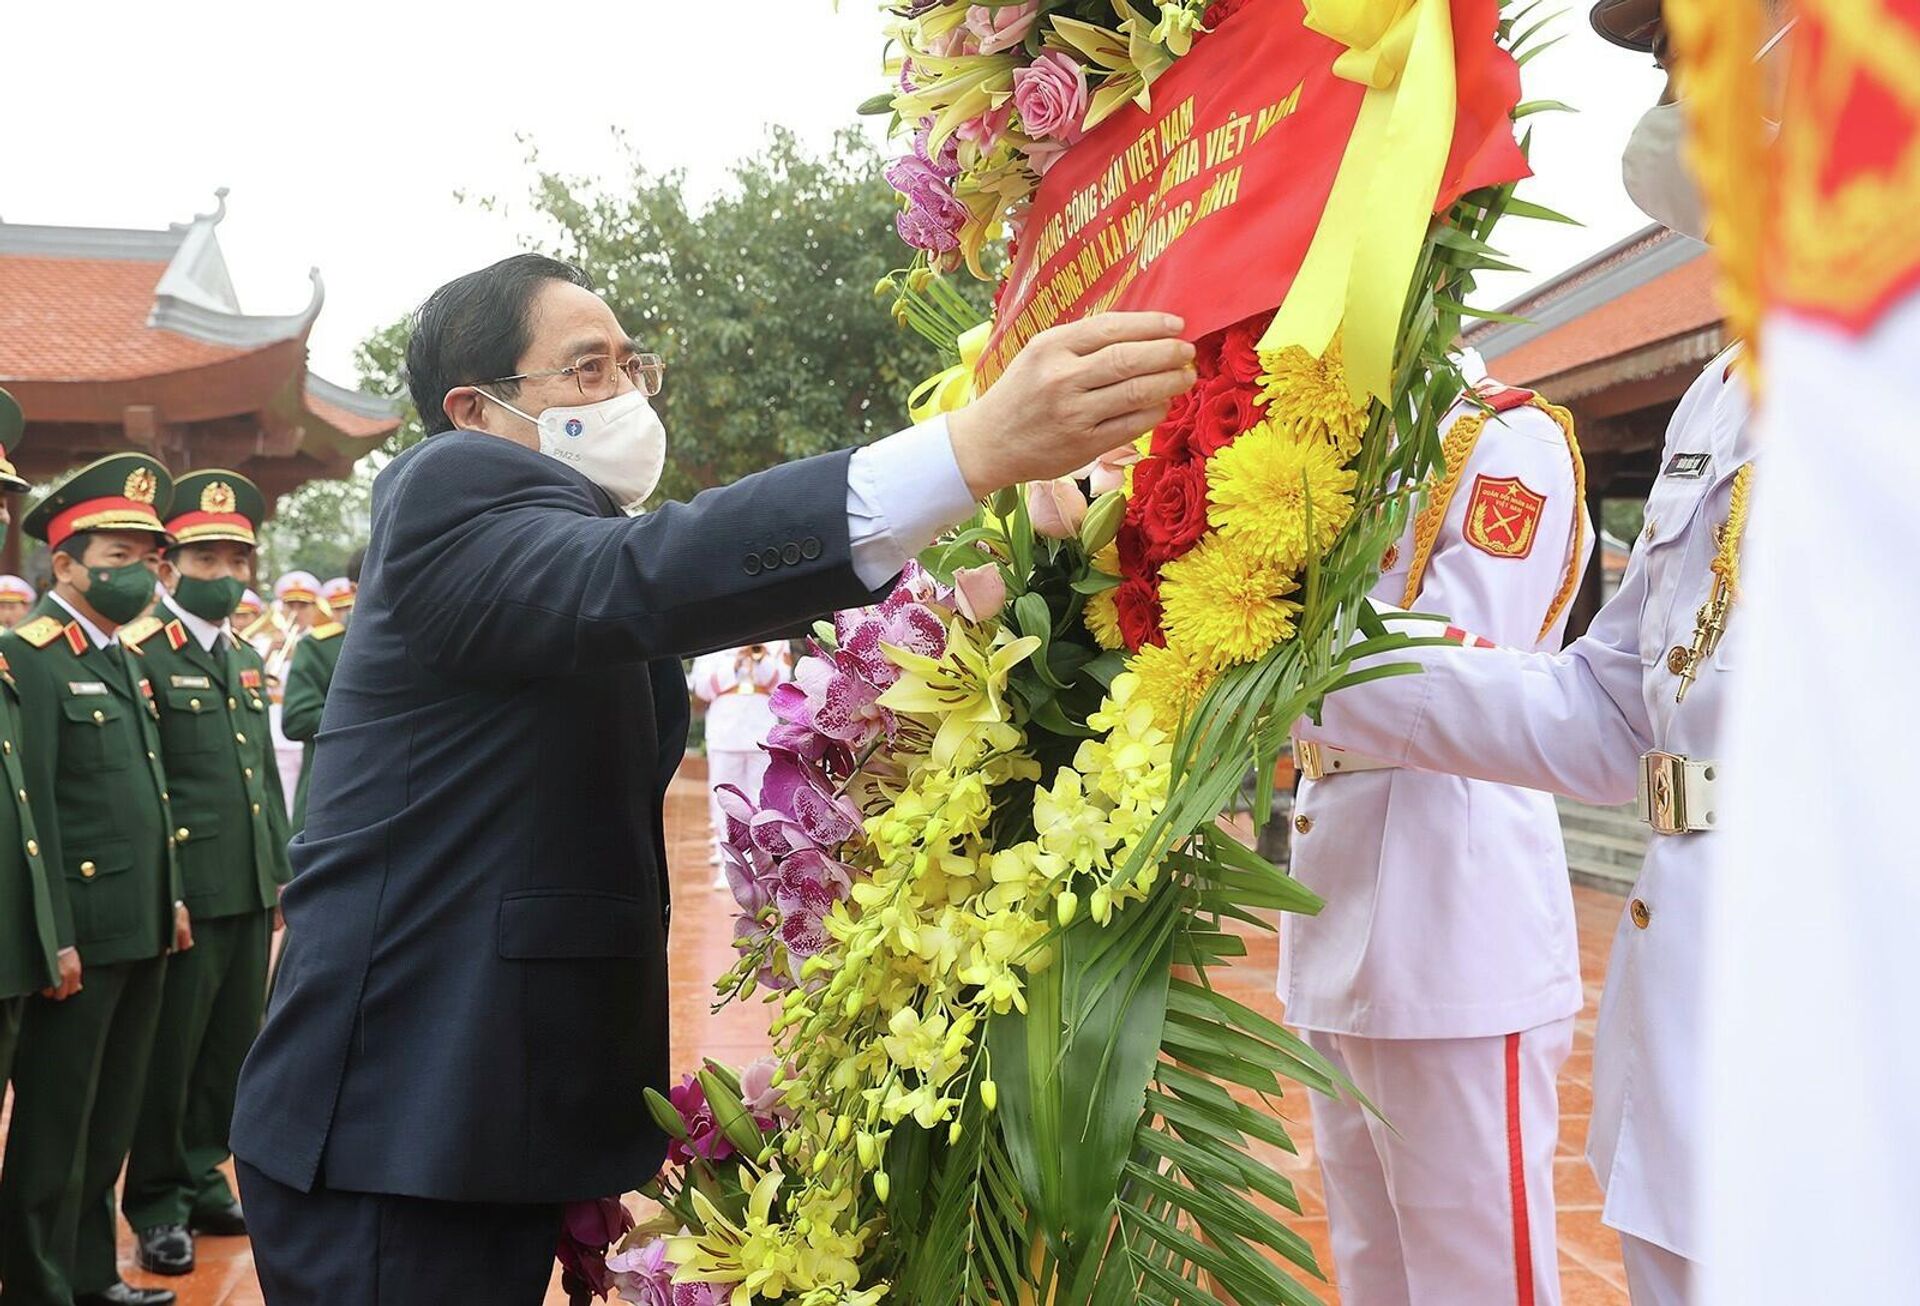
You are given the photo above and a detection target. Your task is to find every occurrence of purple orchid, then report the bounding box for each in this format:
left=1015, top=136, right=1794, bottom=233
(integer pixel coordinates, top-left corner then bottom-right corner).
left=665, top=1075, right=734, bottom=1167
left=760, top=748, right=861, bottom=846
left=885, top=130, right=969, bottom=255
left=608, top=1238, right=726, bottom=1306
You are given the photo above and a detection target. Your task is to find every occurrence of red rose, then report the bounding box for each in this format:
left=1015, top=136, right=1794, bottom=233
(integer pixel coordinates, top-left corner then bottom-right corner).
left=1218, top=316, right=1267, bottom=386
left=1190, top=376, right=1260, bottom=459
left=1149, top=390, right=1202, bottom=461
left=1115, top=574, right=1165, bottom=651
left=1125, top=457, right=1168, bottom=527
left=1138, top=458, right=1210, bottom=564
left=1192, top=330, right=1224, bottom=382
left=1116, top=519, right=1150, bottom=577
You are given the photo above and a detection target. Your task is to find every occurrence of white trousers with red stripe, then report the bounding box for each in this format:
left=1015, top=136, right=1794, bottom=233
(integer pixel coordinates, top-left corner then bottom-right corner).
left=1304, top=1019, right=1573, bottom=1306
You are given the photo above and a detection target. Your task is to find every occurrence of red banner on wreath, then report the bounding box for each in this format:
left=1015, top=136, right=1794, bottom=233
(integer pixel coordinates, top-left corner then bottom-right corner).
left=977, top=0, right=1527, bottom=388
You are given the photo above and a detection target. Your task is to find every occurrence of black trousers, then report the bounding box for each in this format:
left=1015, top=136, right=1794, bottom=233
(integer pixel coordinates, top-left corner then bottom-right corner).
left=236, top=1160, right=561, bottom=1305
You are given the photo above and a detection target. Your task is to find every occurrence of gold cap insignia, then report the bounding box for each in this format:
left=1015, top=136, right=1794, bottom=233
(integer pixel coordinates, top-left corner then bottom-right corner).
left=124, top=467, right=158, bottom=505
left=201, top=480, right=237, bottom=514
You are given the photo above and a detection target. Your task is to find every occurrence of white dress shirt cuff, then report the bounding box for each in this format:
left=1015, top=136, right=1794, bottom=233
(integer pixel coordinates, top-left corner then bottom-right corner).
left=845, top=415, right=977, bottom=590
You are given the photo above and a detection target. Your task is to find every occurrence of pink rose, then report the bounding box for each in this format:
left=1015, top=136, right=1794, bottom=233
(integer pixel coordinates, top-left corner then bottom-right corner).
left=1028, top=478, right=1089, bottom=539
left=1013, top=52, right=1089, bottom=143
left=1074, top=444, right=1144, bottom=496
left=965, top=1, right=1040, bottom=54
left=952, top=564, right=1008, bottom=622
left=956, top=103, right=1013, bottom=153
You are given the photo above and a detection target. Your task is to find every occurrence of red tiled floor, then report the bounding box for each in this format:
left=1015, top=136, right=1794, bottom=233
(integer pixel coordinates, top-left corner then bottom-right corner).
left=3, top=760, right=1629, bottom=1303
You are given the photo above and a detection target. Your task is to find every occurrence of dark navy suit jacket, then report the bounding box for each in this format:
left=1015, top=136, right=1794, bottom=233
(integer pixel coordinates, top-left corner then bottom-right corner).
left=232, top=432, right=883, bottom=1202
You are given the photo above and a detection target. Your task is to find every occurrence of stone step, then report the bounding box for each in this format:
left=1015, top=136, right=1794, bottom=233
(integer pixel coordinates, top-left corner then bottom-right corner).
left=1556, top=803, right=1644, bottom=840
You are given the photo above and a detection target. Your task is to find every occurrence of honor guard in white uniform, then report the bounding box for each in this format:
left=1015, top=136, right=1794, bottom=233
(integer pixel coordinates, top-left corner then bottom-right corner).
left=691, top=644, right=792, bottom=884
left=1282, top=380, right=1591, bottom=1306
left=266, top=572, right=320, bottom=815
left=1303, top=360, right=1752, bottom=1306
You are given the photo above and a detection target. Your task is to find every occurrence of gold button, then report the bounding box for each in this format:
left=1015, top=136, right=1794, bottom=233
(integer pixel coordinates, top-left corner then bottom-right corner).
left=147, top=750, right=156, bottom=761
left=3, top=740, right=12, bottom=754
left=1294, top=814, right=1313, bottom=835
left=161, top=791, right=169, bottom=802
left=25, top=839, right=38, bottom=857
left=175, top=827, right=190, bottom=843
left=91, top=709, right=104, bottom=724
left=1643, top=519, right=1657, bottom=541
left=251, top=802, right=261, bottom=815
left=14, top=789, right=23, bottom=803
left=244, top=767, right=253, bottom=780
left=1666, top=646, right=1689, bottom=676
left=1630, top=898, right=1651, bottom=930
left=234, top=732, right=246, bottom=745
left=189, top=697, right=201, bottom=711
left=250, top=698, right=263, bottom=710
left=227, top=696, right=237, bottom=711
left=80, top=860, right=95, bottom=878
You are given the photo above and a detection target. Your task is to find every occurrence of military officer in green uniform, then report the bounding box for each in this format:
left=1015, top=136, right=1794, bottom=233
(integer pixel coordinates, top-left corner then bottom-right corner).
left=0, top=388, right=71, bottom=1086
left=278, top=552, right=358, bottom=834
left=0, top=452, right=184, bottom=1306
left=120, top=472, right=291, bottom=1277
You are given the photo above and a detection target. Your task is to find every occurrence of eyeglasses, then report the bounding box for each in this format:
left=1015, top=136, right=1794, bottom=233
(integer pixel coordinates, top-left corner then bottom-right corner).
left=482, top=352, right=665, bottom=401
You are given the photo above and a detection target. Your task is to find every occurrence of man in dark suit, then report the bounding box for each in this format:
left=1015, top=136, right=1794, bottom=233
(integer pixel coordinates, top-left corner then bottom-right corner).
left=230, top=253, right=1195, bottom=1303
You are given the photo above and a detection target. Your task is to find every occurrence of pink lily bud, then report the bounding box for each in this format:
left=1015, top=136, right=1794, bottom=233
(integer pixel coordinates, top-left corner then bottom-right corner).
left=1073, top=443, right=1144, bottom=495
left=1028, top=478, right=1089, bottom=539
left=952, top=564, right=1008, bottom=623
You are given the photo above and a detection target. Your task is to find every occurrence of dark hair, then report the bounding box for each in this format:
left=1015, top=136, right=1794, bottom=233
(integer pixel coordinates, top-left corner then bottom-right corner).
left=404, top=254, right=595, bottom=436
left=345, top=546, right=366, bottom=584
left=53, top=531, right=96, bottom=562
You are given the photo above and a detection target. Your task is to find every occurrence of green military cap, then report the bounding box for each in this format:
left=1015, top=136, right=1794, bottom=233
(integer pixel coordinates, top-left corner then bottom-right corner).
left=0, top=386, right=29, bottom=493
left=1590, top=0, right=1662, bottom=52
left=164, top=469, right=265, bottom=547
left=22, top=451, right=173, bottom=549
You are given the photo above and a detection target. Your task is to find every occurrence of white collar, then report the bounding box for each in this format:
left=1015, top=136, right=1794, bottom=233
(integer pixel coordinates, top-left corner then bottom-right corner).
left=48, top=591, right=114, bottom=650
left=164, top=598, right=225, bottom=652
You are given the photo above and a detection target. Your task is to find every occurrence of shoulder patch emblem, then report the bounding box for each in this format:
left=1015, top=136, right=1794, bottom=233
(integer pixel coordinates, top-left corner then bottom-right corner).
left=15, top=616, right=62, bottom=649
left=239, top=668, right=262, bottom=689
left=119, top=616, right=162, bottom=649
left=309, top=622, right=344, bottom=641
left=1475, top=382, right=1537, bottom=413
left=165, top=620, right=188, bottom=650
left=63, top=622, right=87, bottom=656
left=1464, top=475, right=1547, bottom=560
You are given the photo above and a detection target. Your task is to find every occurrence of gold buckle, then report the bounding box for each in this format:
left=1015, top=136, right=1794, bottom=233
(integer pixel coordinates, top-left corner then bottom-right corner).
left=1640, top=751, right=1687, bottom=835
left=1295, top=741, right=1327, bottom=782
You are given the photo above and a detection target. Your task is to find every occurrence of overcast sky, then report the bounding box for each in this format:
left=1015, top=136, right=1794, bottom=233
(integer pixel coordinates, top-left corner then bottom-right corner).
left=0, top=0, right=1667, bottom=385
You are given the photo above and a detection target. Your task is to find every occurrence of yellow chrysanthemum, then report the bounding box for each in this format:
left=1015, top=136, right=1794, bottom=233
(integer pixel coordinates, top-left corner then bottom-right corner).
left=1127, top=640, right=1220, bottom=731
left=1257, top=340, right=1371, bottom=458
left=1157, top=534, right=1301, bottom=666
left=1206, top=422, right=1358, bottom=571
left=1082, top=542, right=1125, bottom=651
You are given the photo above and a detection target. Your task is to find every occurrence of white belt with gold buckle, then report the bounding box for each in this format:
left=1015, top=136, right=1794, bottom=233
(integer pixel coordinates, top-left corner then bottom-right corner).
left=1295, top=740, right=1396, bottom=782
left=1637, top=751, right=1721, bottom=835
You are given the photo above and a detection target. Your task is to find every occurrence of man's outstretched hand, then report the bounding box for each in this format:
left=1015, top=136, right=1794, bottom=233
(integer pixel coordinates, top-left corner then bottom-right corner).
left=947, top=313, right=1195, bottom=499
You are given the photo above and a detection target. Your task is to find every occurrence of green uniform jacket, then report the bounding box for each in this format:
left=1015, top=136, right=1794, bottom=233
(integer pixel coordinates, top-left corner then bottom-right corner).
left=131, top=600, right=292, bottom=919
left=279, top=620, right=343, bottom=833
left=0, top=658, right=60, bottom=999
left=2, top=598, right=179, bottom=968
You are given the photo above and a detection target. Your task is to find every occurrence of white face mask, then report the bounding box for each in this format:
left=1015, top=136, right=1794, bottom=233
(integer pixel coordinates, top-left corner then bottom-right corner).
left=1622, top=100, right=1708, bottom=241
left=481, top=387, right=666, bottom=514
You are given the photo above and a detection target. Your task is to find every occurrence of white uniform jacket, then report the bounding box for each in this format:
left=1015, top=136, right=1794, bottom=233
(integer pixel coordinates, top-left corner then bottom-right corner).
left=1300, top=351, right=1754, bottom=1262
left=1282, top=390, right=1592, bottom=1041
left=691, top=647, right=789, bottom=753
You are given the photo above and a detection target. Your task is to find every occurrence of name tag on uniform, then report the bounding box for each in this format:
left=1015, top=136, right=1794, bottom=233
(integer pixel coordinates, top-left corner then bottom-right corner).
left=67, top=681, right=107, bottom=696
left=1664, top=452, right=1713, bottom=479
left=169, top=674, right=211, bottom=689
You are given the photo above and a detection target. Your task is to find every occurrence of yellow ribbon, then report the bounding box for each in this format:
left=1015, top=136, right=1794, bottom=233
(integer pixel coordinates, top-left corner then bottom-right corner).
left=908, top=321, right=994, bottom=424
left=1259, top=0, right=1457, bottom=403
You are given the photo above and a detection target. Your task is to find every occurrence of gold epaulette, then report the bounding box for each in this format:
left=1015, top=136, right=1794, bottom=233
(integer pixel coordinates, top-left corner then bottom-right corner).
left=308, top=621, right=345, bottom=641
left=14, top=616, right=63, bottom=649
left=118, top=615, right=164, bottom=650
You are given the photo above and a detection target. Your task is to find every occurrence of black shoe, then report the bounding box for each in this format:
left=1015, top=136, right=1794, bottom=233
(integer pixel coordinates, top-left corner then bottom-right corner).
left=189, top=1200, right=247, bottom=1237
left=133, top=1223, right=193, bottom=1275
left=75, top=1283, right=177, bottom=1306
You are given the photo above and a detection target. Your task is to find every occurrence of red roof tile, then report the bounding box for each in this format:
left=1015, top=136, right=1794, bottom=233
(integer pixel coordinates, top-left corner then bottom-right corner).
left=305, top=385, right=401, bottom=440
left=1492, top=254, right=1722, bottom=386
left=0, top=254, right=260, bottom=382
